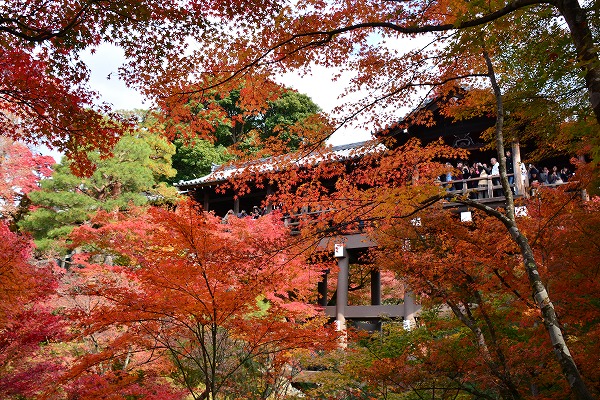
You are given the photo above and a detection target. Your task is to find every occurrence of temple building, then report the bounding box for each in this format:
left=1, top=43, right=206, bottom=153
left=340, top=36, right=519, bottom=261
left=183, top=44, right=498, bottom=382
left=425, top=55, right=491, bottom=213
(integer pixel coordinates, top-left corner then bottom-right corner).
left=175, top=94, right=571, bottom=332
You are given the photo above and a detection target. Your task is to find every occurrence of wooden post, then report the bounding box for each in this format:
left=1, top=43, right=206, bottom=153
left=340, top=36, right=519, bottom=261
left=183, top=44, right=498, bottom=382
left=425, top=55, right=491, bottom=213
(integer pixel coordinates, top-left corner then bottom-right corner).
left=203, top=191, right=210, bottom=211
left=335, top=246, right=349, bottom=334
left=234, top=197, right=240, bottom=215
left=403, top=291, right=417, bottom=330
left=266, top=185, right=273, bottom=213
left=371, top=269, right=381, bottom=306
left=317, top=270, right=329, bottom=306
left=512, top=141, right=527, bottom=197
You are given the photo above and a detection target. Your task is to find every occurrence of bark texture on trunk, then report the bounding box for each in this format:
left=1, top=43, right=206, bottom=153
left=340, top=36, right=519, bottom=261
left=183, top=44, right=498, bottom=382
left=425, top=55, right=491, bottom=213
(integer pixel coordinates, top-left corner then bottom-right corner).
left=470, top=50, right=595, bottom=400
left=554, top=0, right=600, bottom=124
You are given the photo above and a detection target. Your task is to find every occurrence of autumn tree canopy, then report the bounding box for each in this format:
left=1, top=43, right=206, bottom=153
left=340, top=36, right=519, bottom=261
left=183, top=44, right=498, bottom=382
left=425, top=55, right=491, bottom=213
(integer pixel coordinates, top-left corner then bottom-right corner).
left=117, top=0, right=597, bottom=164
left=0, top=138, right=54, bottom=222
left=0, top=0, right=255, bottom=173
left=374, top=189, right=600, bottom=399
left=65, top=201, right=337, bottom=399
left=0, top=222, right=65, bottom=399
left=7, top=0, right=596, bottom=162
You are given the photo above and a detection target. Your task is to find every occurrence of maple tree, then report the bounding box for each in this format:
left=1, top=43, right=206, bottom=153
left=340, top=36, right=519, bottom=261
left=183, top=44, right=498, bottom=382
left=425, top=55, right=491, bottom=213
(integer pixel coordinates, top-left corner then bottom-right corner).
left=0, top=0, right=221, bottom=173
left=0, top=221, right=67, bottom=399
left=63, top=201, right=337, bottom=399
left=262, top=154, right=599, bottom=400
left=0, top=140, right=64, bottom=399
left=114, top=0, right=596, bottom=153
left=351, top=185, right=600, bottom=400
left=4, top=0, right=597, bottom=161
left=458, top=54, right=594, bottom=399
left=2, top=0, right=332, bottom=173
left=0, top=45, right=121, bottom=175
left=7, top=0, right=595, bottom=162
left=241, top=82, right=595, bottom=397
left=0, top=137, right=54, bottom=222
left=215, top=10, right=597, bottom=393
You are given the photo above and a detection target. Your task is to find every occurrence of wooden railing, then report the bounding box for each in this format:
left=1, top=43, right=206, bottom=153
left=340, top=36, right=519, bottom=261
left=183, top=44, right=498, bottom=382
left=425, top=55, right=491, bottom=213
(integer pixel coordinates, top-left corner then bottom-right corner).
left=263, top=174, right=573, bottom=231
left=283, top=209, right=339, bottom=234
left=281, top=174, right=519, bottom=231
left=442, top=173, right=518, bottom=199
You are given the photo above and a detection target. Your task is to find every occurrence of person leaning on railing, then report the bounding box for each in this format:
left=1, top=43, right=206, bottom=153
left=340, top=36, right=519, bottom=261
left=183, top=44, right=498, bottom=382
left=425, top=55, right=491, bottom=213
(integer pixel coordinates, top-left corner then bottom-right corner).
left=477, top=163, right=490, bottom=199
left=539, top=167, right=550, bottom=184
left=548, top=166, right=561, bottom=184
left=477, top=168, right=489, bottom=199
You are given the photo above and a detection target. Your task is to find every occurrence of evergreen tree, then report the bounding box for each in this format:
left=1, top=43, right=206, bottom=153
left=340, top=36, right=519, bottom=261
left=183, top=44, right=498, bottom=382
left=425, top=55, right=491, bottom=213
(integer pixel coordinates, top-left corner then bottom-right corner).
left=169, top=139, right=231, bottom=184
left=210, top=88, right=322, bottom=150
left=19, top=130, right=176, bottom=255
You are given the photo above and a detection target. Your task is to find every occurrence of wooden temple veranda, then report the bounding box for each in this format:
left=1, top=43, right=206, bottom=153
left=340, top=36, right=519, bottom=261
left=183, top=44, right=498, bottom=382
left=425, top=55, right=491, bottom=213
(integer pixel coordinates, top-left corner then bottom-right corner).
left=175, top=98, right=551, bottom=332
left=175, top=141, right=421, bottom=331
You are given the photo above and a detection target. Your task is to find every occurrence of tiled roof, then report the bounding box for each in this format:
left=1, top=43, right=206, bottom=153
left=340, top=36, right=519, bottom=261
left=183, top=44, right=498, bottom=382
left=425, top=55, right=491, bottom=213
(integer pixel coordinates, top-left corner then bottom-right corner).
left=175, top=140, right=381, bottom=188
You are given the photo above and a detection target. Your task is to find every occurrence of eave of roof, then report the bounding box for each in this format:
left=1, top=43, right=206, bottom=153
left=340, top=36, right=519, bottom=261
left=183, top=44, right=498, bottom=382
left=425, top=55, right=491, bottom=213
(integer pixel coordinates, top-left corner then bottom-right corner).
left=174, top=140, right=381, bottom=189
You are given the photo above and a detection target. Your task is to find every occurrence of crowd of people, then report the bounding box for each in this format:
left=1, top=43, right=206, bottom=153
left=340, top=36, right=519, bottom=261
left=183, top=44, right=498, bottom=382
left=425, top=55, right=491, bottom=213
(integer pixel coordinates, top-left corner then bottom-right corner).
left=220, top=154, right=574, bottom=223
left=527, top=164, right=573, bottom=186
left=440, top=151, right=573, bottom=198
left=221, top=205, right=265, bottom=223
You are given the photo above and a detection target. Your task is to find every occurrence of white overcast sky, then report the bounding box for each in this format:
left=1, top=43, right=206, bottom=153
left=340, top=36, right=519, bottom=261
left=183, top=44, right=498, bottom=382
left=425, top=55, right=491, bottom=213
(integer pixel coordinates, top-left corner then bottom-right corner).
left=80, top=43, right=374, bottom=146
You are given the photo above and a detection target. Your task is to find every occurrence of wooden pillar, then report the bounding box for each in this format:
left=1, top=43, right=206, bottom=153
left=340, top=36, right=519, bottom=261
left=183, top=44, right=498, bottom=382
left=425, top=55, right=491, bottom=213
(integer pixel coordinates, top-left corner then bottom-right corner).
left=317, top=270, right=329, bottom=306
left=403, top=291, right=417, bottom=330
left=371, top=269, right=381, bottom=306
left=266, top=185, right=273, bottom=214
left=335, top=246, right=349, bottom=333
left=203, top=191, right=210, bottom=211
left=234, top=197, right=240, bottom=215
left=512, top=141, right=527, bottom=197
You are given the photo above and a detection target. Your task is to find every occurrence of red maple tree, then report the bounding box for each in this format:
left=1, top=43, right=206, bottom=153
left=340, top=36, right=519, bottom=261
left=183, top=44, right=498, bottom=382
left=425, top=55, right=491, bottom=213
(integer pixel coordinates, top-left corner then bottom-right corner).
left=0, top=221, right=66, bottom=399
left=0, top=137, right=54, bottom=221
left=62, top=201, right=337, bottom=399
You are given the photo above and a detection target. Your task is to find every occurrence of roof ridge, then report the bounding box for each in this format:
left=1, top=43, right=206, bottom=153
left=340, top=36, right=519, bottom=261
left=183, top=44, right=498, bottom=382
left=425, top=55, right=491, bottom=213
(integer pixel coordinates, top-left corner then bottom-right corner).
left=175, top=140, right=376, bottom=187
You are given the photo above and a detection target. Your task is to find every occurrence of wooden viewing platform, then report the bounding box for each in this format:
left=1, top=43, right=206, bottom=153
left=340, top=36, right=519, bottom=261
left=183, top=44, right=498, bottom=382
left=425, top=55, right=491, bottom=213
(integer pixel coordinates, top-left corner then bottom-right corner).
left=175, top=137, right=575, bottom=332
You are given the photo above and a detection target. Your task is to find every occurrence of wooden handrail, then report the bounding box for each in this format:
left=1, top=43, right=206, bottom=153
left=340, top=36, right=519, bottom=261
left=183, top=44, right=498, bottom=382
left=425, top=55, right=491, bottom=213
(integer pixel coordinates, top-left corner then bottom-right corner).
left=441, top=173, right=515, bottom=198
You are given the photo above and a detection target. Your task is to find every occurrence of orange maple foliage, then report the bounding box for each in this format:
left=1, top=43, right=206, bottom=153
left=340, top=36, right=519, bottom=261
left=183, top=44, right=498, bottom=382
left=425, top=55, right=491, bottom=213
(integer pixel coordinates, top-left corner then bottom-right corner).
left=63, top=201, right=337, bottom=399
left=118, top=0, right=599, bottom=149
left=350, top=183, right=600, bottom=399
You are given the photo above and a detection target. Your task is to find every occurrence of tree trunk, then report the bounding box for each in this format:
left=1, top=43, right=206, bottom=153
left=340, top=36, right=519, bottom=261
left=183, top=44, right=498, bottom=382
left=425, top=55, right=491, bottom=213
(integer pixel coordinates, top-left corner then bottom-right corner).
left=446, top=299, right=523, bottom=400
left=475, top=50, right=594, bottom=400
left=554, top=0, right=600, bottom=124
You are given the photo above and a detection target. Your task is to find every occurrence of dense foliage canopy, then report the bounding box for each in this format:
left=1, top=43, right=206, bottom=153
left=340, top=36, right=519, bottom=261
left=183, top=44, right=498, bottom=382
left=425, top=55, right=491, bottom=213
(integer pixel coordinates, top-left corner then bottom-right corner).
left=19, top=130, right=176, bottom=254
left=65, top=202, right=337, bottom=399
left=168, top=86, right=324, bottom=183
left=1, top=0, right=599, bottom=398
